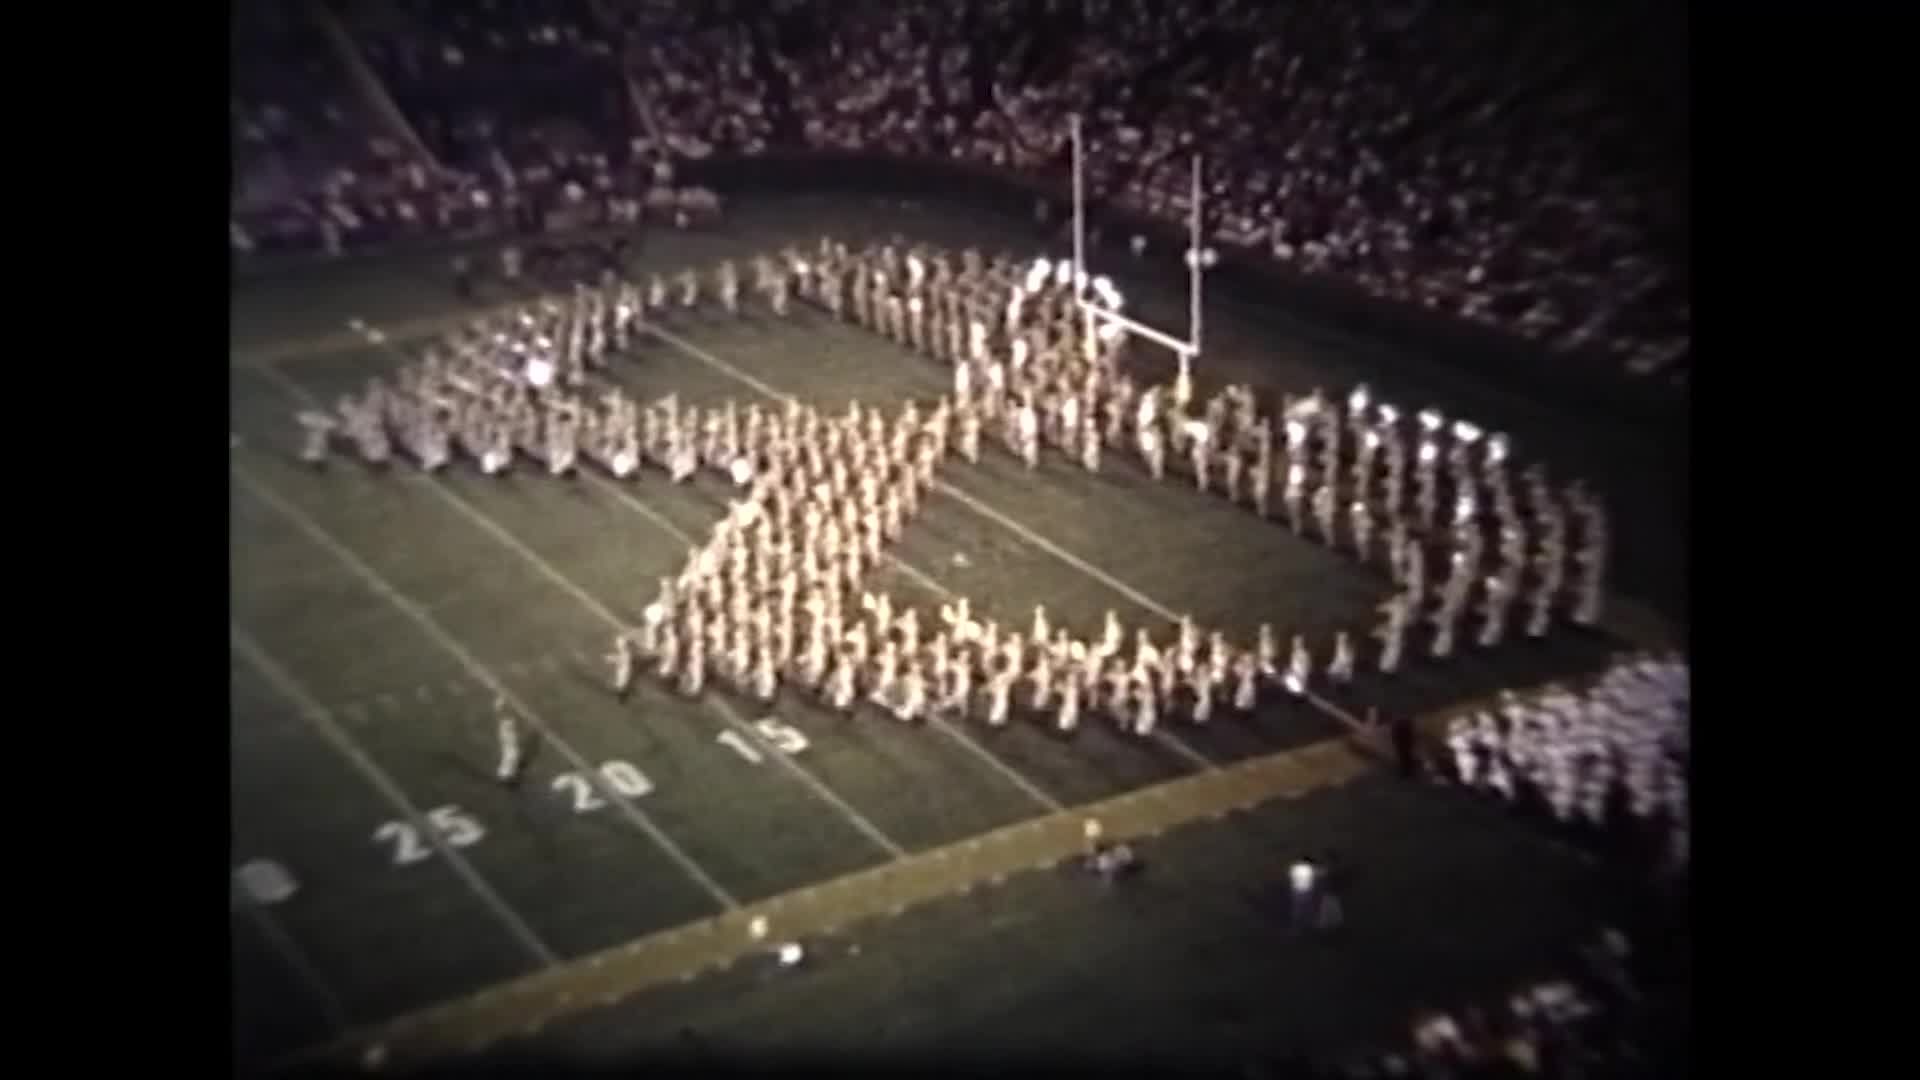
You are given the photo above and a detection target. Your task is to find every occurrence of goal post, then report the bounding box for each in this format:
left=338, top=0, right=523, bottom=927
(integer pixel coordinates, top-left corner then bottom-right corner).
left=1068, top=114, right=1206, bottom=397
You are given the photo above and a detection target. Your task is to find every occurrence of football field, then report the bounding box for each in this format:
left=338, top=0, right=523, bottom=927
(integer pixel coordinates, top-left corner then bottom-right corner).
left=230, top=195, right=1675, bottom=1072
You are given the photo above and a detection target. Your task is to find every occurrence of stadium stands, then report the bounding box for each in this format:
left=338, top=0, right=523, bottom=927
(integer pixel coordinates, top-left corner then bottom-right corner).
left=232, top=1, right=1687, bottom=385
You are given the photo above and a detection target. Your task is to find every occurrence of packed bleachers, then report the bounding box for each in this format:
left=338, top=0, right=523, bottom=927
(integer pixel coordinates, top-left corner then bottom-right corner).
left=230, top=4, right=408, bottom=256
left=232, top=0, right=1688, bottom=383
left=1318, top=920, right=1687, bottom=1080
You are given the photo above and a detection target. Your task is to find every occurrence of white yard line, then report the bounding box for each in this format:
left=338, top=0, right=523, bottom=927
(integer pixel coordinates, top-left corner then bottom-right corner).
left=233, top=464, right=742, bottom=910
left=233, top=890, right=353, bottom=1037
left=330, top=644, right=594, bottom=720
left=642, top=324, right=1232, bottom=767
left=231, top=624, right=561, bottom=968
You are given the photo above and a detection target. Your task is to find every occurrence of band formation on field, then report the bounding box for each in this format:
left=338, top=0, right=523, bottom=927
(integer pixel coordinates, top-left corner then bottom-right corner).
left=297, top=231, right=1615, bottom=744
left=264, top=216, right=1632, bottom=1069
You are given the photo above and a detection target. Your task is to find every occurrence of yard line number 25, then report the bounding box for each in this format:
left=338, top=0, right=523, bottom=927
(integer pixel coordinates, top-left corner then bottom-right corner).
left=373, top=806, right=486, bottom=867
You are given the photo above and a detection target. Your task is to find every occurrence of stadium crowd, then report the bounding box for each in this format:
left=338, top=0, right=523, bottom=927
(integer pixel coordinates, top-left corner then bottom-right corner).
left=232, top=0, right=1686, bottom=379
left=1315, top=921, right=1685, bottom=1079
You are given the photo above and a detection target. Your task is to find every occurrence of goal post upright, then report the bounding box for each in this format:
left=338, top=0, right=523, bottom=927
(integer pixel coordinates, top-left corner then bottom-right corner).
left=1188, top=152, right=1203, bottom=362
left=1072, top=113, right=1093, bottom=362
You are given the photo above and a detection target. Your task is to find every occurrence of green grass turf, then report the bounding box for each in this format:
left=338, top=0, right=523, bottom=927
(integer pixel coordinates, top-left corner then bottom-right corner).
left=231, top=194, right=1669, bottom=1069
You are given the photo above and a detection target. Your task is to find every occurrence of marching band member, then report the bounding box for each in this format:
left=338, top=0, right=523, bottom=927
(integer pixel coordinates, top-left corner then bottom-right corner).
left=1223, top=444, right=1245, bottom=504
left=1231, top=650, right=1260, bottom=711
left=1382, top=433, right=1408, bottom=519
left=297, top=409, right=336, bottom=465
left=1079, top=415, right=1103, bottom=473
left=1132, top=678, right=1159, bottom=737
left=894, top=659, right=928, bottom=722
left=1429, top=590, right=1461, bottom=660
left=1256, top=623, right=1281, bottom=683
left=1250, top=435, right=1273, bottom=517
left=1283, top=463, right=1307, bottom=533
left=1284, top=634, right=1312, bottom=697
left=1056, top=671, right=1082, bottom=733
left=1029, top=651, right=1057, bottom=712
left=1327, top=630, right=1355, bottom=685
left=941, top=649, right=974, bottom=720
left=607, top=632, right=636, bottom=701
left=1191, top=667, right=1216, bottom=724
left=1376, top=594, right=1410, bottom=674
left=680, top=631, right=707, bottom=696
left=1140, top=422, right=1166, bottom=480
left=1349, top=499, right=1375, bottom=562
left=1098, top=610, right=1124, bottom=660
left=1026, top=605, right=1051, bottom=650
left=958, top=405, right=982, bottom=464
left=1415, top=438, right=1441, bottom=529
left=494, top=695, right=524, bottom=785
left=1206, top=631, right=1232, bottom=690
left=747, top=636, right=777, bottom=703
left=826, top=650, right=858, bottom=714
left=654, top=617, right=682, bottom=682
left=1188, top=421, right=1213, bottom=493
left=870, top=639, right=902, bottom=710
left=1478, top=572, right=1514, bottom=649
left=1017, top=397, right=1041, bottom=469
left=985, top=667, right=1016, bottom=727
left=1571, top=496, right=1609, bottom=626
left=1311, top=481, right=1338, bottom=547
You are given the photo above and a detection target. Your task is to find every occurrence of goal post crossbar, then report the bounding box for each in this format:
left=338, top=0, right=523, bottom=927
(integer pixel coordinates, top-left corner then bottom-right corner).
left=1079, top=301, right=1197, bottom=358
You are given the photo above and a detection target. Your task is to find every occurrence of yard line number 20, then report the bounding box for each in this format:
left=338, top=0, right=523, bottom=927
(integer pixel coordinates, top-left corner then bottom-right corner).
left=550, top=759, right=655, bottom=813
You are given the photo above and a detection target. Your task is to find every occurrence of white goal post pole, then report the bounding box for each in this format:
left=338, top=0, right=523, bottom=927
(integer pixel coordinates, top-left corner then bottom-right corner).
left=1071, top=114, right=1094, bottom=360
left=1188, top=153, right=1203, bottom=374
